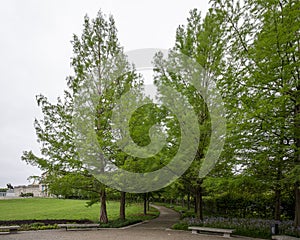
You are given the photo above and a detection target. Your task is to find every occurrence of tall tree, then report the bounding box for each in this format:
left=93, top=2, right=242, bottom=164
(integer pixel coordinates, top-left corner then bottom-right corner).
left=23, top=10, right=141, bottom=223
left=153, top=8, right=226, bottom=220
left=212, top=0, right=300, bottom=225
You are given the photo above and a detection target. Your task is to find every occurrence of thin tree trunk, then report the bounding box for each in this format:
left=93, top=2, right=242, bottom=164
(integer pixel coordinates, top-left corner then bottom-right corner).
left=275, top=164, right=282, bottom=221
left=294, top=185, right=300, bottom=227
left=187, top=192, right=191, bottom=210
left=147, top=193, right=150, bottom=211
left=100, top=188, right=108, bottom=223
left=195, top=180, right=203, bottom=220
left=143, top=193, right=147, bottom=215
left=274, top=188, right=281, bottom=221
left=120, top=191, right=126, bottom=220
left=294, top=97, right=300, bottom=229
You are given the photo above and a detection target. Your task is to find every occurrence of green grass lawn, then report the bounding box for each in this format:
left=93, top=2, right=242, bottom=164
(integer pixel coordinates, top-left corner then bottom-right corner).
left=0, top=198, right=158, bottom=222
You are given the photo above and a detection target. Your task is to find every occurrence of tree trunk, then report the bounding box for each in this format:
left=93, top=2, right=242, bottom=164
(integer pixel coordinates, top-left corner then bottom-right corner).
left=187, top=192, right=191, bottom=210
left=274, top=188, right=281, bottom=221
left=294, top=96, right=300, bottom=228
left=100, top=188, right=108, bottom=224
left=120, top=191, right=126, bottom=220
left=275, top=164, right=282, bottom=221
left=295, top=185, right=300, bottom=228
left=147, top=193, right=150, bottom=211
left=195, top=180, right=203, bottom=220
left=143, top=193, right=147, bottom=215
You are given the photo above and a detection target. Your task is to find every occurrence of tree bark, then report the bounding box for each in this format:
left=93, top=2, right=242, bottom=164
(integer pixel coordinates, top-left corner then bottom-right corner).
left=143, top=193, right=147, bottom=215
left=274, top=188, right=281, bottom=221
left=195, top=180, right=203, bottom=221
left=100, top=188, right=108, bottom=223
left=187, top=192, right=191, bottom=210
left=294, top=185, right=300, bottom=228
left=294, top=95, right=300, bottom=228
left=120, top=191, right=126, bottom=220
left=275, top=164, right=282, bottom=221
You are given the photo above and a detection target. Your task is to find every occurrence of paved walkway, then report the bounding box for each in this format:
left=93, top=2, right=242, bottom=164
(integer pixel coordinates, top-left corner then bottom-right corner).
left=0, top=205, right=253, bottom=240
left=131, top=204, right=180, bottom=229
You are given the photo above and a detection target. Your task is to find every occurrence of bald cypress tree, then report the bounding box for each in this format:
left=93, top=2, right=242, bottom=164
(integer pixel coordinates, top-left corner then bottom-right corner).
left=212, top=0, right=300, bottom=226
left=23, top=10, right=141, bottom=224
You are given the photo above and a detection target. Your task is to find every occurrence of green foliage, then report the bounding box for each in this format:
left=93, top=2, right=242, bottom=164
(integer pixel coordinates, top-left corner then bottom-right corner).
left=19, top=0, right=300, bottom=228
left=175, top=215, right=300, bottom=239
left=20, top=192, right=34, bottom=197
left=22, top=9, right=143, bottom=223
left=209, top=0, right=300, bottom=224
left=29, top=222, right=45, bottom=228
left=99, top=219, right=141, bottom=228
left=11, top=223, right=59, bottom=231
left=172, top=222, right=189, bottom=230
left=153, top=7, right=227, bottom=219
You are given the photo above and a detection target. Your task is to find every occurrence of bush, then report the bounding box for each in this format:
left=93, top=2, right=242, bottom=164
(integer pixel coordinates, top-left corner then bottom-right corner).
left=30, top=222, right=45, bottom=228
left=99, top=219, right=141, bottom=228
left=172, top=222, right=189, bottom=230
left=18, top=223, right=58, bottom=231
left=20, top=192, right=34, bottom=197
left=180, top=211, right=196, bottom=219
left=180, top=216, right=300, bottom=239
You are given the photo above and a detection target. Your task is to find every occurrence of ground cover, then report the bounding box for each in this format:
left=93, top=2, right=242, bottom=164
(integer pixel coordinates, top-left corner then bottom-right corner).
left=155, top=202, right=300, bottom=239
left=0, top=198, right=158, bottom=230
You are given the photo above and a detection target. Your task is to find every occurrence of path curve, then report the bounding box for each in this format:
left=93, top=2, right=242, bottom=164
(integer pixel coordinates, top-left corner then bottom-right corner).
left=130, top=204, right=180, bottom=230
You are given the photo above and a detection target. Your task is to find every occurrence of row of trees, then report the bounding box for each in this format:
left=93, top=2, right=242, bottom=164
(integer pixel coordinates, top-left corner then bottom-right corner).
left=212, top=0, right=300, bottom=227
left=22, top=0, right=299, bottom=229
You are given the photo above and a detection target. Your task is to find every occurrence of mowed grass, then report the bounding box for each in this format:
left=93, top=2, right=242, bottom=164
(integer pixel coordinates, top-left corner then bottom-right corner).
left=0, top=198, right=157, bottom=222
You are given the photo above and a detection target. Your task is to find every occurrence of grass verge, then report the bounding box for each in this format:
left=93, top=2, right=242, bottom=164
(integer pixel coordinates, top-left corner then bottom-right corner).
left=0, top=198, right=159, bottom=231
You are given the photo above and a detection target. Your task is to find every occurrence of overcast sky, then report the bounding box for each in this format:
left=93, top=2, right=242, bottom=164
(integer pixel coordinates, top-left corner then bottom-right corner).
left=0, top=0, right=209, bottom=187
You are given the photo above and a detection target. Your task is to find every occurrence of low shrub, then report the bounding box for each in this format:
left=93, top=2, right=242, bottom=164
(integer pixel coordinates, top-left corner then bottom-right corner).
left=18, top=223, right=58, bottom=231
left=172, top=222, right=189, bottom=230
left=180, top=211, right=196, bottom=219
left=175, top=217, right=300, bottom=239
left=20, top=193, right=34, bottom=197
left=99, top=219, right=141, bottom=228
left=30, top=222, right=45, bottom=228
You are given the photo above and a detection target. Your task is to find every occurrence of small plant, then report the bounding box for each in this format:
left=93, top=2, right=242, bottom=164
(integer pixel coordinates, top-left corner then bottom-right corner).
left=14, top=223, right=58, bottom=231
left=172, top=222, right=189, bottom=230
left=99, top=219, right=141, bottom=228
left=180, top=211, right=196, bottom=219
left=20, top=192, right=34, bottom=197
left=30, top=222, right=45, bottom=228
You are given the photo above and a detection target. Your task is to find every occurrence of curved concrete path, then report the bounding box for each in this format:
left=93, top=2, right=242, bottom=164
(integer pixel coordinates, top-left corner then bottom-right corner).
left=130, top=205, right=180, bottom=230
left=0, top=205, right=256, bottom=240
